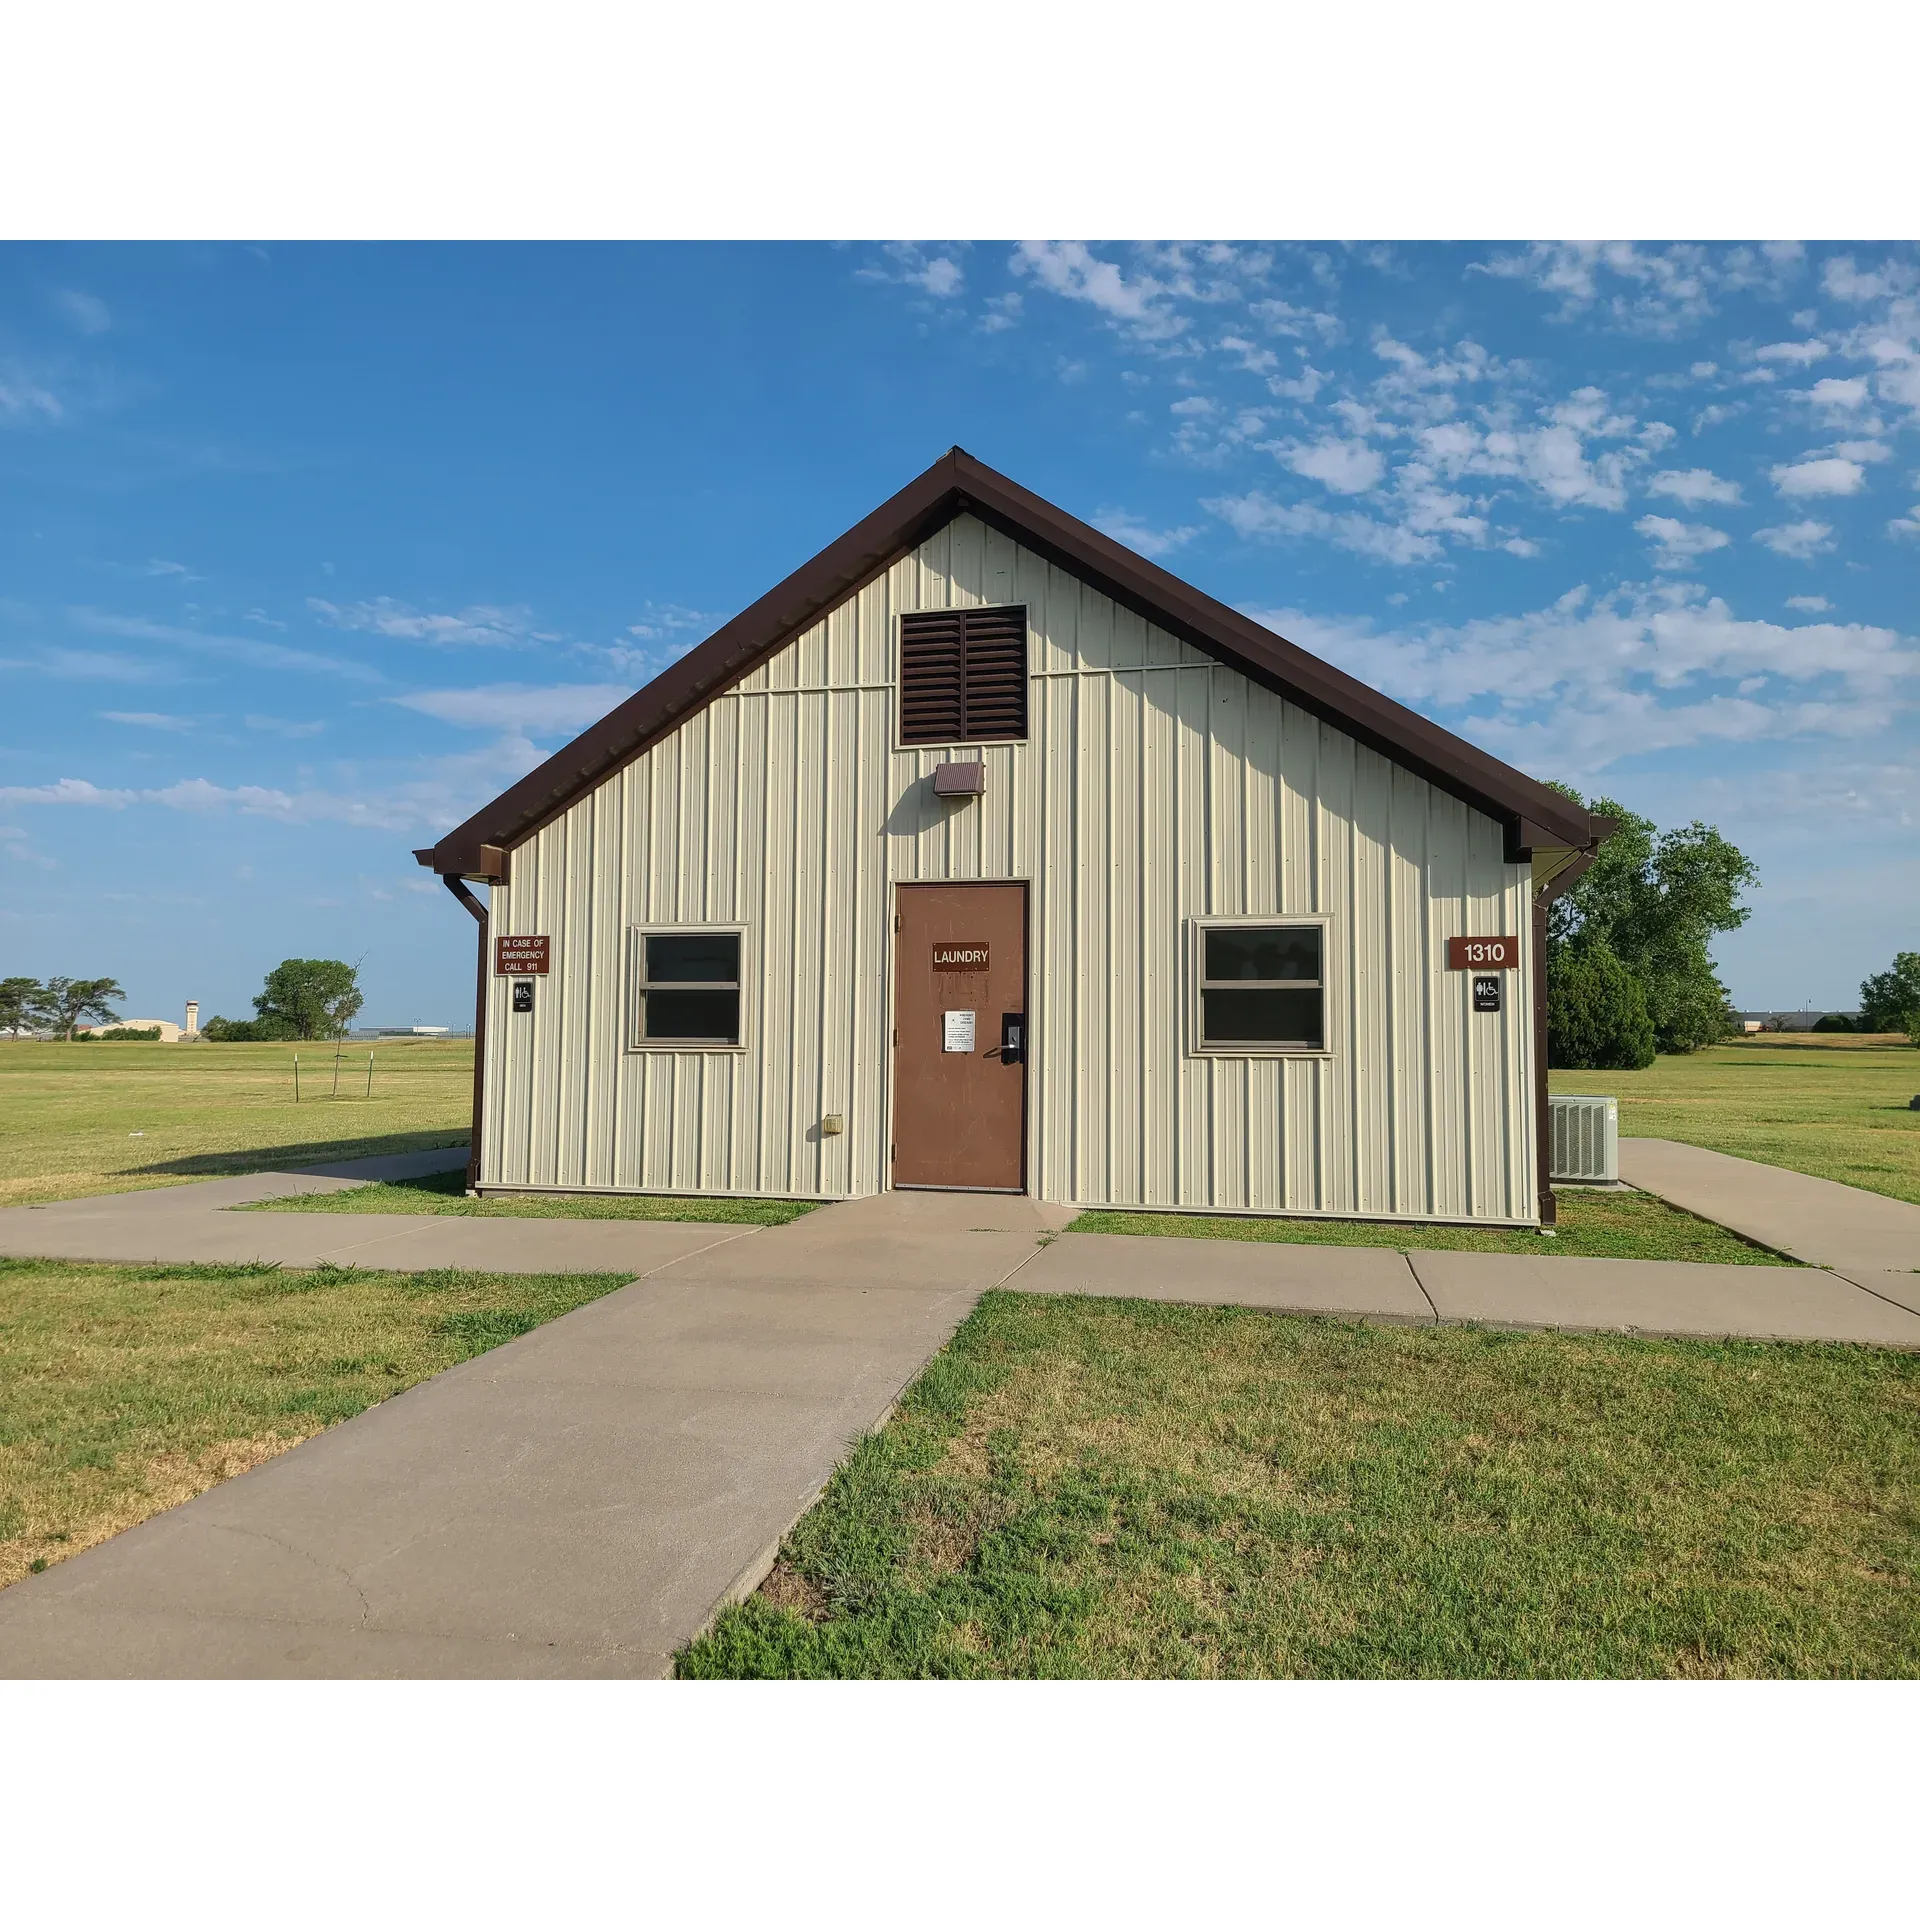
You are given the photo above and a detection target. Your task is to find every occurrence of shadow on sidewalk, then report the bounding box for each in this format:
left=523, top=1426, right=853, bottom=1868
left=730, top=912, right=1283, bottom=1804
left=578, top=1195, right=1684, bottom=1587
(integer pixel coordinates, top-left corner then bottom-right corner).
left=129, top=1131, right=470, bottom=1180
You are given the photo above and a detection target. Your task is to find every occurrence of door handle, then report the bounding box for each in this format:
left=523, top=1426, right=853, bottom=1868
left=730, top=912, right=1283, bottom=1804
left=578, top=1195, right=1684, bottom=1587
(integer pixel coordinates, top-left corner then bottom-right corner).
left=994, top=1013, right=1023, bottom=1065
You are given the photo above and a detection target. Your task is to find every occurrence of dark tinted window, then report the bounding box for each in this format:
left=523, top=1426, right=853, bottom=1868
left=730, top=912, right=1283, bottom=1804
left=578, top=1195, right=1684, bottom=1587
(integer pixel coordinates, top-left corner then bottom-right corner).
left=644, top=989, right=740, bottom=1044
left=1201, top=987, right=1322, bottom=1049
left=1196, top=922, right=1325, bottom=1052
left=638, top=930, right=742, bottom=1045
left=1204, top=925, right=1320, bottom=983
left=645, top=934, right=739, bottom=983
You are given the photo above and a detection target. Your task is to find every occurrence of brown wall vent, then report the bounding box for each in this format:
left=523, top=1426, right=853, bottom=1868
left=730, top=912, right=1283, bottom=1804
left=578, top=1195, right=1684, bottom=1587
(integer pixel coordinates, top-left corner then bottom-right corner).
left=898, top=604, right=1027, bottom=744
left=932, top=760, right=986, bottom=798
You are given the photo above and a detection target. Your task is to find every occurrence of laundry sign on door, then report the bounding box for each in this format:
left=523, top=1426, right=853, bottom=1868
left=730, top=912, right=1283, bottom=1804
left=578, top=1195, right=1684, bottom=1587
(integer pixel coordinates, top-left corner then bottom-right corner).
left=942, top=1009, right=976, bottom=1053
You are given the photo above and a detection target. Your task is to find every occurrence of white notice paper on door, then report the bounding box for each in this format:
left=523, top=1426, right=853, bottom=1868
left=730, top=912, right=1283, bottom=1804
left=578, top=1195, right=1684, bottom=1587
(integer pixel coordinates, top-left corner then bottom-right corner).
left=942, top=1009, right=976, bottom=1054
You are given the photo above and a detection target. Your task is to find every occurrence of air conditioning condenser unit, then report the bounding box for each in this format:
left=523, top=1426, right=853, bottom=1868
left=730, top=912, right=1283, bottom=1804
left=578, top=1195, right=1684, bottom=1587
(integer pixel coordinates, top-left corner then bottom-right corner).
left=1549, top=1095, right=1619, bottom=1183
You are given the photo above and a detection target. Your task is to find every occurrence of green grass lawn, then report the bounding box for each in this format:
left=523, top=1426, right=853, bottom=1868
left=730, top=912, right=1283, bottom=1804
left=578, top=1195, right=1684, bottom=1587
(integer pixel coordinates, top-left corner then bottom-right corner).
left=1072, top=1186, right=1788, bottom=1264
left=246, top=1167, right=814, bottom=1226
left=681, top=1290, right=1920, bottom=1679
left=0, top=1252, right=637, bottom=1590
left=0, top=1038, right=473, bottom=1208
left=1555, top=1033, right=1920, bottom=1206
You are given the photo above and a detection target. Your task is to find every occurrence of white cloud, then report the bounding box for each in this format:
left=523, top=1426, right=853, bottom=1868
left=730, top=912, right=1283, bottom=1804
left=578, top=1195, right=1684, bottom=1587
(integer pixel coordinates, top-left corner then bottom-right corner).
left=0, top=739, right=546, bottom=837
left=1770, top=456, right=1867, bottom=498
left=1205, top=490, right=1441, bottom=565
left=1891, top=507, right=1920, bottom=539
left=980, top=292, right=1022, bottom=332
left=1754, top=340, right=1828, bottom=365
left=1754, top=519, right=1835, bottom=558
left=1805, top=376, right=1870, bottom=414
left=0, top=361, right=66, bottom=425
left=0, top=777, right=135, bottom=807
left=1272, top=435, right=1386, bottom=495
left=140, top=558, right=199, bottom=581
left=1648, top=467, right=1743, bottom=506
left=1248, top=581, right=1913, bottom=775
left=1476, top=241, right=1727, bottom=333
left=0, top=824, right=54, bottom=868
left=858, top=242, right=965, bottom=298
left=52, top=288, right=111, bottom=336
left=1823, top=255, right=1919, bottom=303
left=1090, top=510, right=1200, bottom=559
left=1375, top=385, right=1654, bottom=518
left=71, top=610, right=384, bottom=682
left=1246, top=300, right=1342, bottom=345
left=100, top=710, right=196, bottom=731
left=392, top=681, right=632, bottom=733
left=1011, top=241, right=1185, bottom=339
left=309, top=597, right=552, bottom=648
left=1635, top=515, right=1732, bottom=569
left=244, top=714, right=325, bottom=738
left=1786, top=595, right=1831, bottom=612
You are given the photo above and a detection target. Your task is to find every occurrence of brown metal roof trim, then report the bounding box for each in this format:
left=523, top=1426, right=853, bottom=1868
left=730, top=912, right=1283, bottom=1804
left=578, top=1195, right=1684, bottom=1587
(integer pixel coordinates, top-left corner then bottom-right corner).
left=416, top=447, right=1601, bottom=879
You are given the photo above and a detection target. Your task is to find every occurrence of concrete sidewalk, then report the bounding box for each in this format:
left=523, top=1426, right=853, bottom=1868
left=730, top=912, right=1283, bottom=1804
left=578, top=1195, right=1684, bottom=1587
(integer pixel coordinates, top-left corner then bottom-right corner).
left=1621, top=1137, right=1920, bottom=1315
left=1019, top=1230, right=1920, bottom=1345
left=4, top=1167, right=1918, bottom=1677
left=0, top=1202, right=1046, bottom=1677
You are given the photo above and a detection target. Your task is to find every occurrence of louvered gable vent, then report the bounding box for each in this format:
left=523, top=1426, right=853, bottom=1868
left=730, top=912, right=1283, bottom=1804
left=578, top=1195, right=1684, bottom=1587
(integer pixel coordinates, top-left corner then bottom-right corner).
left=898, top=604, right=1027, bottom=744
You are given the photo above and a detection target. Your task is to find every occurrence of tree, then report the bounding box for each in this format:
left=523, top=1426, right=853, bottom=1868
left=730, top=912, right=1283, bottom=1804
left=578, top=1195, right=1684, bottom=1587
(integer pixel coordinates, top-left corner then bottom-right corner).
left=30, top=977, right=125, bottom=1040
left=1859, top=953, right=1920, bottom=1035
left=252, top=958, right=363, bottom=1041
left=0, top=976, right=44, bottom=1039
left=1812, top=1013, right=1855, bottom=1033
left=199, top=1015, right=258, bottom=1042
left=1545, top=786, right=1756, bottom=1055
left=1548, top=946, right=1657, bottom=1070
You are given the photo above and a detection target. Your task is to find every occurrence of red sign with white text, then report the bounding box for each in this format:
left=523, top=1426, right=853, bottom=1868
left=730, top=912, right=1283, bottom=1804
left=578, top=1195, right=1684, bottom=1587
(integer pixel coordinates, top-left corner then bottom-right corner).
left=495, top=934, right=552, bottom=976
left=1445, top=935, right=1518, bottom=971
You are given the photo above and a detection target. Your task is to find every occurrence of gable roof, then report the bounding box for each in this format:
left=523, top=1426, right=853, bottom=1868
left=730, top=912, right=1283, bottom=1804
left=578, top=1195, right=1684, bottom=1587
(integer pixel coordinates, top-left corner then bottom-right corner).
left=416, top=447, right=1604, bottom=880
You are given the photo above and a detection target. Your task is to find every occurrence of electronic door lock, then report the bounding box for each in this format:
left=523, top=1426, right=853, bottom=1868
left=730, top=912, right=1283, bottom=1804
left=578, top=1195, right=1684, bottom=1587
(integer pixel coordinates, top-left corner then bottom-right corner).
left=998, top=1013, right=1024, bottom=1065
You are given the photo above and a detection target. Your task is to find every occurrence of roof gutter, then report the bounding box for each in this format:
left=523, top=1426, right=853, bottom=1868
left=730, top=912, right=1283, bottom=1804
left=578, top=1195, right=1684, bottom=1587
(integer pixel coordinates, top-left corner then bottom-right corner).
left=443, top=875, right=488, bottom=1194
left=1528, top=817, right=1612, bottom=1228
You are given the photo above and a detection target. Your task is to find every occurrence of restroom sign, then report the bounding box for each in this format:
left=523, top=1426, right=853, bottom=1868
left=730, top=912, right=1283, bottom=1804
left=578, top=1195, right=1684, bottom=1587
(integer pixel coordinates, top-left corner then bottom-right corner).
left=1446, top=935, right=1518, bottom=970
left=932, top=943, right=989, bottom=971
left=495, top=934, right=552, bottom=975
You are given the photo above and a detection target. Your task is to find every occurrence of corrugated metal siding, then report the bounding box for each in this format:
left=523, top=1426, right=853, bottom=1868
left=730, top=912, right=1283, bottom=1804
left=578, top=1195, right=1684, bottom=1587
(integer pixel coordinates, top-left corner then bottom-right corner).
left=482, top=514, right=1539, bottom=1221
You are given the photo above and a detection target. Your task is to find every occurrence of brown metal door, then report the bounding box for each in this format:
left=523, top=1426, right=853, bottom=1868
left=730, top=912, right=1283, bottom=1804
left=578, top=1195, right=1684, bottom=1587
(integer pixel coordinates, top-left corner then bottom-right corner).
left=892, top=882, right=1027, bottom=1191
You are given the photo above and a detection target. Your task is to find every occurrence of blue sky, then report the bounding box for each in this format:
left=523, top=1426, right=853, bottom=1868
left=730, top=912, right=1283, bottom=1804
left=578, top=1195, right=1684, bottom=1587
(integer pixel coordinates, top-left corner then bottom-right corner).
left=2, top=240, right=1915, bottom=1025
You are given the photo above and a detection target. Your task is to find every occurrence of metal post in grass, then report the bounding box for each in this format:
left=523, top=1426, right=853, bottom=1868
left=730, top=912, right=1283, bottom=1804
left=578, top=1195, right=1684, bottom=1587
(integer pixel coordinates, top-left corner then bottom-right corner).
left=366, top=1050, right=374, bottom=1099
left=293, top=1053, right=300, bottom=1103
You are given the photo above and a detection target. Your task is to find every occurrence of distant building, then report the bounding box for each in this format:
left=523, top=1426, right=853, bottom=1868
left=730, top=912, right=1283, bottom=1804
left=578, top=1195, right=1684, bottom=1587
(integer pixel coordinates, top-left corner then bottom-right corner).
left=83, top=1018, right=184, bottom=1041
left=353, top=1025, right=453, bottom=1038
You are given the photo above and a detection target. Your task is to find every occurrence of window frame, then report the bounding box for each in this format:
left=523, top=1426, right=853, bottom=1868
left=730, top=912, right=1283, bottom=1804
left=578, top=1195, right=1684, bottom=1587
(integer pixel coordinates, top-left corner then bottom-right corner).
left=1187, top=914, right=1335, bottom=1058
left=894, top=602, right=1031, bottom=749
left=626, top=922, right=751, bottom=1053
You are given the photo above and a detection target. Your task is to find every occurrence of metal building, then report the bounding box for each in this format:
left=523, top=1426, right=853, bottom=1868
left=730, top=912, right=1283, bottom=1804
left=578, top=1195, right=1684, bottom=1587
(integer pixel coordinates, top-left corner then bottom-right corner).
left=418, top=450, right=1608, bottom=1226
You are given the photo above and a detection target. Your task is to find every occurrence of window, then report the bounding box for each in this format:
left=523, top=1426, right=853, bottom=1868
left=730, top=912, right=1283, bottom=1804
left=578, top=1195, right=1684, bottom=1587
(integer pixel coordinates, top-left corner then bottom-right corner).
left=632, top=929, right=743, bottom=1047
left=1192, top=920, right=1326, bottom=1053
left=898, top=604, right=1028, bottom=744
